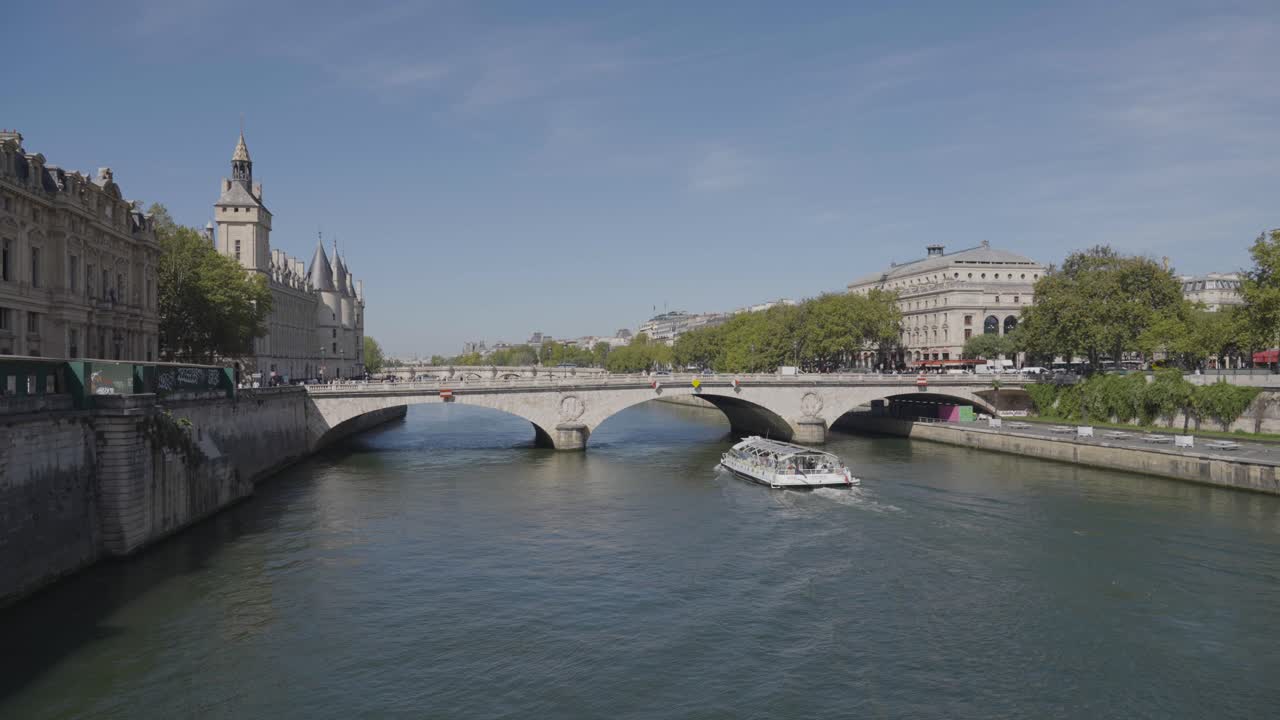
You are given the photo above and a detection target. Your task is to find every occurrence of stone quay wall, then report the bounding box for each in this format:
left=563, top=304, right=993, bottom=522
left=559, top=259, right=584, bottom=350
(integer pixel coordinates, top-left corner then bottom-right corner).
left=840, top=415, right=1280, bottom=495
left=0, top=398, right=99, bottom=609
left=0, top=387, right=405, bottom=608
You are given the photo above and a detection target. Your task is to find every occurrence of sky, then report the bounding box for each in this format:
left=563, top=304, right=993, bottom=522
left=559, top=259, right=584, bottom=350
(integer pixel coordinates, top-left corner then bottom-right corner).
left=5, top=0, right=1279, bottom=357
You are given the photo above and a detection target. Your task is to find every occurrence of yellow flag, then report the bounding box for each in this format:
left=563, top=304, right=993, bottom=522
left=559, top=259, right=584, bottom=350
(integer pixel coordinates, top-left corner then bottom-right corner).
left=691, top=379, right=701, bottom=388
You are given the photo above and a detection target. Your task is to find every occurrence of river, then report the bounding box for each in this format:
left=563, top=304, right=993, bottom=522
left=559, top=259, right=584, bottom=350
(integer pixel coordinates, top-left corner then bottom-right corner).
left=2, top=401, right=1279, bottom=719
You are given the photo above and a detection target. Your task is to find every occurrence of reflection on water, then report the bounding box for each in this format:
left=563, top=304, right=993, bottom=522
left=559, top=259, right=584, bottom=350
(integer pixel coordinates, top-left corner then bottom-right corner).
left=2, top=401, right=1280, bottom=719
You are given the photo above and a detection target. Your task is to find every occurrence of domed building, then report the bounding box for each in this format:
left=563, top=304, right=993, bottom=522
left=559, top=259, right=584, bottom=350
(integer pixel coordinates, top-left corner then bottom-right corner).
left=213, top=131, right=364, bottom=381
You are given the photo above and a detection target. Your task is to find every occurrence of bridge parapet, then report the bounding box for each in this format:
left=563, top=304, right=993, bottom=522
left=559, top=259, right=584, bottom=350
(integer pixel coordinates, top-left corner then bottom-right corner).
left=308, top=373, right=1024, bottom=395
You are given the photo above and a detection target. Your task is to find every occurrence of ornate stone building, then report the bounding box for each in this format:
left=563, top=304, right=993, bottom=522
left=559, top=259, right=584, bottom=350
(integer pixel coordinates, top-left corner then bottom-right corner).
left=213, top=132, right=364, bottom=381
left=0, top=130, right=160, bottom=360
left=846, top=242, right=1046, bottom=368
left=1180, top=272, right=1243, bottom=312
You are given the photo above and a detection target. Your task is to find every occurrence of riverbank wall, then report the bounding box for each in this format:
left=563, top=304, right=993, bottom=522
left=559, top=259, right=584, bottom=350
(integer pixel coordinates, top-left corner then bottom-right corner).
left=0, top=388, right=405, bottom=608
left=839, top=415, right=1280, bottom=495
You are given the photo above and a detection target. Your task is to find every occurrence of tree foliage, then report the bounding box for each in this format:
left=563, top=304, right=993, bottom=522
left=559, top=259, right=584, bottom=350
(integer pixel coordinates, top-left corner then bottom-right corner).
left=961, top=333, right=1011, bottom=360
left=1027, top=371, right=1259, bottom=431
left=672, top=291, right=901, bottom=373
left=363, top=336, right=385, bottom=374
left=1241, top=229, right=1280, bottom=352
left=1018, top=246, right=1184, bottom=366
left=153, top=204, right=272, bottom=363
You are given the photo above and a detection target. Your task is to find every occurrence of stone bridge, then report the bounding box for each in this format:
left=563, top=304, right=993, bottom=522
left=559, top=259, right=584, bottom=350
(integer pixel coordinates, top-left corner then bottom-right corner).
left=305, top=374, right=1023, bottom=450
left=383, top=365, right=609, bottom=381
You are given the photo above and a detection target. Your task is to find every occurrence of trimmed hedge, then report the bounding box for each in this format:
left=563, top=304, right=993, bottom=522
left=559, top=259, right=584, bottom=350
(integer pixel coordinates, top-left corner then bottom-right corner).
left=1028, top=373, right=1262, bottom=431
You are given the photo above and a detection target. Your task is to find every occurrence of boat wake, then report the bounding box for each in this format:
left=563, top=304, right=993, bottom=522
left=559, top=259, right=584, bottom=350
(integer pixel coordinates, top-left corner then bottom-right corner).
left=810, top=486, right=902, bottom=513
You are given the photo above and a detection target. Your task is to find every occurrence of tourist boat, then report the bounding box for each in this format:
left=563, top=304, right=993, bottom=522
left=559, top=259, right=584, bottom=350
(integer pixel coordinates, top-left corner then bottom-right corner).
left=719, top=436, right=856, bottom=489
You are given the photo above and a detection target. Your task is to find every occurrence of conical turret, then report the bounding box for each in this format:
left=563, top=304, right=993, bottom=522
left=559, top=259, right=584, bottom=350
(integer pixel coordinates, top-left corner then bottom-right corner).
left=307, top=240, right=334, bottom=291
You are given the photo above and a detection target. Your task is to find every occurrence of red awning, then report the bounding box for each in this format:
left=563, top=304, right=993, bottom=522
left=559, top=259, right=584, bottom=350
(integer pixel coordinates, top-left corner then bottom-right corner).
left=1253, top=349, right=1279, bottom=364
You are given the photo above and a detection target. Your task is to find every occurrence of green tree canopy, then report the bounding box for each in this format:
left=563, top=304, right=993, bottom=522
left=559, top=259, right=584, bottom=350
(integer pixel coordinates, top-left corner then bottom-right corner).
left=670, top=291, right=901, bottom=373
left=961, top=333, right=1010, bottom=360
left=153, top=203, right=272, bottom=363
left=1241, top=229, right=1280, bottom=352
left=1018, top=246, right=1184, bottom=366
left=363, top=336, right=385, bottom=374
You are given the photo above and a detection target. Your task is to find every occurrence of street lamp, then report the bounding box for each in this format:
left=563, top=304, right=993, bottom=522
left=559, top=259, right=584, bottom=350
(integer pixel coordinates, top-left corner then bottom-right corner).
left=319, top=346, right=326, bottom=384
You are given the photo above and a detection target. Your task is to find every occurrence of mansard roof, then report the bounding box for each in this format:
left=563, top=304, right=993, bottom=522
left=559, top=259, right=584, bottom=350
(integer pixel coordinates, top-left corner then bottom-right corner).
left=848, top=242, right=1043, bottom=287
left=307, top=241, right=335, bottom=291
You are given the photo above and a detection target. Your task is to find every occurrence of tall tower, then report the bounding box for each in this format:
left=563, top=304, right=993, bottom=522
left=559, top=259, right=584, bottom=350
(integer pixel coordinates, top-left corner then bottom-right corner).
left=214, top=127, right=273, bottom=274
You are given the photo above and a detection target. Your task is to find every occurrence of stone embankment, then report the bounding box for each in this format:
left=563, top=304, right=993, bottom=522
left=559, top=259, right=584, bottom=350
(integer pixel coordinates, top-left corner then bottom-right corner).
left=840, top=415, right=1280, bottom=495
left=0, top=387, right=404, bottom=608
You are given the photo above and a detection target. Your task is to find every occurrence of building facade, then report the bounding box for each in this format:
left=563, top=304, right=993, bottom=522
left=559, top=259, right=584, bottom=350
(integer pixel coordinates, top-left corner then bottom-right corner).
left=846, top=242, right=1046, bottom=367
left=213, top=132, right=365, bottom=381
left=0, top=130, right=160, bottom=361
left=1181, top=272, right=1243, bottom=312
left=636, top=310, right=728, bottom=344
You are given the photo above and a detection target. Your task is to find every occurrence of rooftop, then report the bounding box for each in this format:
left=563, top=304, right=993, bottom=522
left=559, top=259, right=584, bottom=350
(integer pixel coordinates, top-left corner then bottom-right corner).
left=848, top=241, right=1043, bottom=288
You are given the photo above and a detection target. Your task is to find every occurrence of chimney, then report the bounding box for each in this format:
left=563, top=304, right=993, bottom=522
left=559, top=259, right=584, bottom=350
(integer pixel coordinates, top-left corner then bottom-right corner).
left=926, top=244, right=944, bottom=257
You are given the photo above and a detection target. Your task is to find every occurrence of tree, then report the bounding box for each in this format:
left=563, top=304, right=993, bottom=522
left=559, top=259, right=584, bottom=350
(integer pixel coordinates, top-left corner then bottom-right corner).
left=153, top=204, right=272, bottom=363
left=670, top=290, right=900, bottom=373
left=961, top=333, right=1009, bottom=360
left=1018, top=246, right=1183, bottom=368
left=1241, top=229, right=1280, bottom=353
left=363, top=336, right=385, bottom=374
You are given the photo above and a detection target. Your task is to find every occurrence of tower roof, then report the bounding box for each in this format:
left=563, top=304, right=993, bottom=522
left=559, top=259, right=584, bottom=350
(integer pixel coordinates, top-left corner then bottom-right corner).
left=232, top=132, right=251, bottom=163
left=333, top=248, right=349, bottom=295
left=307, top=241, right=335, bottom=291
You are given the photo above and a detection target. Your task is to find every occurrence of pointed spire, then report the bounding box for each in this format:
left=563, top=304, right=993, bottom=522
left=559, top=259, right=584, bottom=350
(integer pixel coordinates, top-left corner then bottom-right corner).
left=332, top=238, right=350, bottom=295
left=306, top=234, right=335, bottom=291
left=233, top=131, right=250, bottom=163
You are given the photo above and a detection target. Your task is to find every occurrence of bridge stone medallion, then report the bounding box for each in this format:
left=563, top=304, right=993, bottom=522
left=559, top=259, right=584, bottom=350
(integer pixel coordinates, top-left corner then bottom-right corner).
left=801, top=392, right=823, bottom=417
left=559, top=395, right=586, bottom=422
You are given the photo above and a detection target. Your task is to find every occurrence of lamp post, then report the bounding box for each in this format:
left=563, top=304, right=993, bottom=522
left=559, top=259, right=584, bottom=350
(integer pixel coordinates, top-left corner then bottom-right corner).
left=319, top=346, right=326, bottom=384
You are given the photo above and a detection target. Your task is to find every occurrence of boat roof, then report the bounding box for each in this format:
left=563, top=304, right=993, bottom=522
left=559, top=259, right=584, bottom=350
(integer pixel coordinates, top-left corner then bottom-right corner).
left=733, top=436, right=839, bottom=459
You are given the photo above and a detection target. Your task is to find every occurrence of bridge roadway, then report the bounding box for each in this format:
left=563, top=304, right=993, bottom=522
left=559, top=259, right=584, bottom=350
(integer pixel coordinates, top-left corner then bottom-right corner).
left=305, top=373, right=1022, bottom=450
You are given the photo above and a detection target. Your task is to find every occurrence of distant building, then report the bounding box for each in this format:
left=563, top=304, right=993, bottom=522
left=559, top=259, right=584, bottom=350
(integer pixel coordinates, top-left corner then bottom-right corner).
left=1181, top=272, right=1243, bottom=312
left=462, top=340, right=487, bottom=355
left=847, top=241, right=1046, bottom=367
left=636, top=310, right=727, bottom=344
left=0, top=130, right=160, bottom=359
left=739, top=298, right=798, bottom=314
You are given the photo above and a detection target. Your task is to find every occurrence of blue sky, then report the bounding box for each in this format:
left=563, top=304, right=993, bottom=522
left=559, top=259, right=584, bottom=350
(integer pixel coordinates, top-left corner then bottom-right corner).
left=5, top=1, right=1278, bottom=356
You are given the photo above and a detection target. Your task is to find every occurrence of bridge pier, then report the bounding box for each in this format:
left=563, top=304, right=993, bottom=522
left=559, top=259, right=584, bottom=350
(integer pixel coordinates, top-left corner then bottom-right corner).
left=792, top=418, right=827, bottom=445
left=552, top=422, right=590, bottom=451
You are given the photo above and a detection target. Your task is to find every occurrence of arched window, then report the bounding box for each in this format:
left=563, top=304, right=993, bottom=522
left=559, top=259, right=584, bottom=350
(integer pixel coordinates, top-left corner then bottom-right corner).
left=1004, top=315, right=1018, bottom=334
left=984, top=315, right=999, bottom=334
